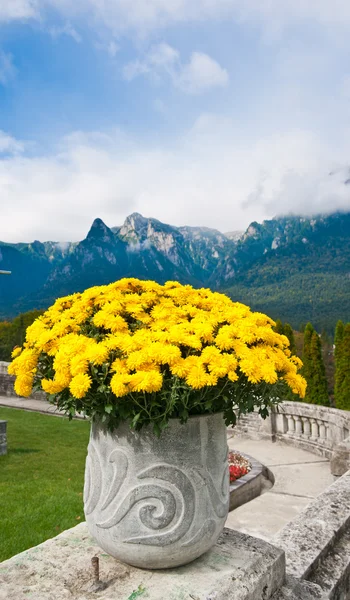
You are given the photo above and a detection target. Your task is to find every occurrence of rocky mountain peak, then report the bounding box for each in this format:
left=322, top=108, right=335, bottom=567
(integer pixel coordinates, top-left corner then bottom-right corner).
left=86, top=218, right=115, bottom=243
left=119, top=213, right=150, bottom=243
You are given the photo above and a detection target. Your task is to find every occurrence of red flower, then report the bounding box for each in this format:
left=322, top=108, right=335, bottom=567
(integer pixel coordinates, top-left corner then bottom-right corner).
left=229, top=463, right=248, bottom=483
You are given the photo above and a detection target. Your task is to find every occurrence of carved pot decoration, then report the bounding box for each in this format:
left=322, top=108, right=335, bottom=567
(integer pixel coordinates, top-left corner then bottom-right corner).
left=84, top=412, right=229, bottom=569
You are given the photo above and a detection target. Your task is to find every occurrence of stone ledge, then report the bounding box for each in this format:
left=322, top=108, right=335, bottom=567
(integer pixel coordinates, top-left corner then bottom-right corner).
left=229, top=452, right=274, bottom=511
left=0, top=524, right=285, bottom=600
left=272, top=576, right=327, bottom=600
left=307, top=526, right=350, bottom=599
left=273, top=470, right=350, bottom=581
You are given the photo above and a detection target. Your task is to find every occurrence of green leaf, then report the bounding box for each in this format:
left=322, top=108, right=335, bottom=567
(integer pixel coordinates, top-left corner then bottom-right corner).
left=131, top=413, right=141, bottom=427
left=104, top=404, right=113, bottom=414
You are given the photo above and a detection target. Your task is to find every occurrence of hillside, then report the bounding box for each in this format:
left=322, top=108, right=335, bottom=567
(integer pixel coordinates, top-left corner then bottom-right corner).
left=1, top=211, right=350, bottom=332
left=224, top=212, right=350, bottom=332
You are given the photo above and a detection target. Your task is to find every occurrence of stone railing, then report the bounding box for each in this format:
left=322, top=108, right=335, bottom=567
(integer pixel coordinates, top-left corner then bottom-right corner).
left=232, top=401, right=350, bottom=475
left=273, top=401, right=350, bottom=459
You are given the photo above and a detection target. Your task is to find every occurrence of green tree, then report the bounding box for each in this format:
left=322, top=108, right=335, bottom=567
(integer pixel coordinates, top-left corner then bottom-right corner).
left=335, top=322, right=350, bottom=410
left=302, top=322, right=314, bottom=388
left=301, top=323, right=329, bottom=405
left=0, top=321, right=13, bottom=361
left=0, top=309, right=44, bottom=361
left=274, top=319, right=284, bottom=335
left=283, top=322, right=297, bottom=355
left=334, top=320, right=344, bottom=363
left=308, top=331, right=329, bottom=405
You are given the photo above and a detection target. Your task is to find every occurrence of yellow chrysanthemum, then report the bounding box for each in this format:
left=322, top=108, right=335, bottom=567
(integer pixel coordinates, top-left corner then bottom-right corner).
left=69, top=373, right=92, bottom=399
left=11, top=347, right=22, bottom=359
left=110, top=373, right=130, bottom=397
left=14, top=373, right=34, bottom=397
left=85, top=343, right=109, bottom=365
left=41, top=379, right=66, bottom=394
left=185, top=365, right=210, bottom=389
left=128, top=371, right=163, bottom=393
left=110, top=358, right=129, bottom=374
left=8, top=277, right=306, bottom=415
left=70, top=355, right=89, bottom=376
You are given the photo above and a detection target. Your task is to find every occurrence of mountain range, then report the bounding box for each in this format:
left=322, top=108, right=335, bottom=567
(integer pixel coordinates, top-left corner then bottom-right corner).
left=1, top=211, right=350, bottom=333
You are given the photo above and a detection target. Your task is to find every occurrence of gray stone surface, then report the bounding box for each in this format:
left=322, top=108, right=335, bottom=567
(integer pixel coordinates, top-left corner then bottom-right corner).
left=85, top=414, right=230, bottom=569
left=307, top=526, right=350, bottom=599
left=0, top=419, right=7, bottom=455
left=226, top=490, right=312, bottom=541
left=0, top=524, right=285, bottom=600
left=226, top=437, right=334, bottom=541
left=0, top=394, right=86, bottom=419
left=330, top=439, right=350, bottom=477
left=272, top=577, right=327, bottom=600
left=270, top=461, right=334, bottom=498
left=273, top=471, right=350, bottom=581
left=227, top=437, right=330, bottom=467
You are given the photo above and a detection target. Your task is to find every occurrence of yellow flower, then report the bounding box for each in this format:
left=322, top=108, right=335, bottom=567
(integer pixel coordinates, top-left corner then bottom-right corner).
left=8, top=277, right=306, bottom=412
left=85, top=343, right=109, bottom=365
left=70, top=355, right=89, bottom=376
left=11, top=347, right=22, bottom=359
left=185, top=365, right=210, bottom=389
left=14, top=373, right=34, bottom=397
left=110, top=358, right=129, bottom=374
left=128, top=371, right=163, bottom=393
left=110, top=373, right=130, bottom=397
left=69, top=373, right=92, bottom=399
left=42, top=379, right=66, bottom=394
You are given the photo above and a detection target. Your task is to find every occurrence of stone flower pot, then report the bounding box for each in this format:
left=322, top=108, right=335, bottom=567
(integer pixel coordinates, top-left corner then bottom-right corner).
left=84, top=412, right=229, bottom=569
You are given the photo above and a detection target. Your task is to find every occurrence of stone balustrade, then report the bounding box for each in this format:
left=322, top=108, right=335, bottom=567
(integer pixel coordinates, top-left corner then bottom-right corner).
left=231, top=400, right=350, bottom=475
left=273, top=401, right=350, bottom=459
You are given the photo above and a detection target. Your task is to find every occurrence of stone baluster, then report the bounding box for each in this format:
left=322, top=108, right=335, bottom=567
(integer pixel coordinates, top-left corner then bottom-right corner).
left=294, top=416, right=303, bottom=437
left=318, top=421, right=326, bottom=440
left=310, top=419, right=319, bottom=441
left=302, top=417, right=311, bottom=438
left=287, top=415, right=295, bottom=435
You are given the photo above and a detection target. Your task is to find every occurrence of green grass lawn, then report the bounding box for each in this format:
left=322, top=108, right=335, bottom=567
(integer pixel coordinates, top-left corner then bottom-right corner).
left=0, top=407, right=90, bottom=562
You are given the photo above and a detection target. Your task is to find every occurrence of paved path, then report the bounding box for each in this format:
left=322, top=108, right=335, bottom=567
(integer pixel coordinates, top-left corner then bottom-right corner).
left=0, top=395, right=85, bottom=419
left=226, top=435, right=335, bottom=541
left=0, top=395, right=335, bottom=542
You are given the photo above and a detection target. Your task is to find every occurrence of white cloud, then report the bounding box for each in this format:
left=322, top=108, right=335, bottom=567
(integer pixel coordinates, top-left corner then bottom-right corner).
left=0, top=120, right=349, bottom=243
left=123, top=43, right=179, bottom=81
left=107, top=41, right=118, bottom=57
left=175, top=52, right=228, bottom=94
left=3, top=0, right=350, bottom=41
left=0, top=0, right=38, bottom=22
left=0, top=131, right=25, bottom=154
left=0, top=50, right=16, bottom=85
left=124, top=43, right=228, bottom=93
left=49, top=22, right=82, bottom=43
left=7, top=0, right=350, bottom=38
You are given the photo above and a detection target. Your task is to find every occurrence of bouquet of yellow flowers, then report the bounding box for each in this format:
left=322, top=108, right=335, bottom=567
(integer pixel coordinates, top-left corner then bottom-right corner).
left=8, top=278, right=306, bottom=434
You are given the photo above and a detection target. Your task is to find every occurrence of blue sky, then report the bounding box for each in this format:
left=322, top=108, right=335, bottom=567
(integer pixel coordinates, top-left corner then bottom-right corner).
left=1, top=1, right=350, bottom=242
